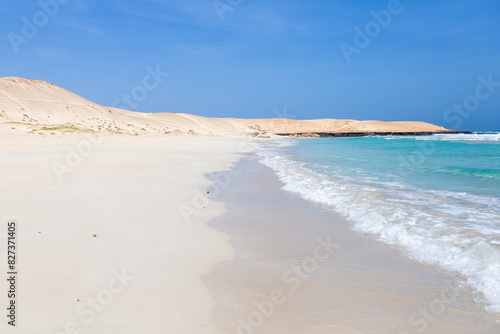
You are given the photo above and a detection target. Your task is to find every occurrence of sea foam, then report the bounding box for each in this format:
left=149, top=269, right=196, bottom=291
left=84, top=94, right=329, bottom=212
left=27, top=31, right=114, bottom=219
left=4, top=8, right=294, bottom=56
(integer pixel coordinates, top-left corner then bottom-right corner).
left=415, top=133, right=500, bottom=142
left=257, top=141, right=500, bottom=313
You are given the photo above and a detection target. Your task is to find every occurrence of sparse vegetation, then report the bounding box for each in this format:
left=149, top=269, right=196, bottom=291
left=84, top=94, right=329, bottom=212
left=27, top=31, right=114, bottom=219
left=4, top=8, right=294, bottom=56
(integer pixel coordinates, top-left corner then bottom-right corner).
left=40, top=125, right=96, bottom=134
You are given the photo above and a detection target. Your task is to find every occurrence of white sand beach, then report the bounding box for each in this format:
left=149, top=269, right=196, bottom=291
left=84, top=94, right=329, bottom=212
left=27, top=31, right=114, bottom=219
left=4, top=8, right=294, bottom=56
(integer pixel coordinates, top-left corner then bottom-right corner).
left=1, top=77, right=494, bottom=333
left=3, top=0, right=499, bottom=329
left=0, top=132, right=255, bottom=333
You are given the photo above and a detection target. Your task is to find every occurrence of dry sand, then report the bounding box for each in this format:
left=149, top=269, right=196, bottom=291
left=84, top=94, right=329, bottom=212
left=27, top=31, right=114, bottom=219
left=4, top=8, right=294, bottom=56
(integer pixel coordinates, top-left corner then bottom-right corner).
left=0, top=132, right=257, bottom=333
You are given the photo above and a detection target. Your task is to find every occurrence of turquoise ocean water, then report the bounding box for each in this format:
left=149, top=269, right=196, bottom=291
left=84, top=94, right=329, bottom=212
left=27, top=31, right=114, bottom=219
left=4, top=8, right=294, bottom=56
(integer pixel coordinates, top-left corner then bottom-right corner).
left=257, top=132, right=500, bottom=313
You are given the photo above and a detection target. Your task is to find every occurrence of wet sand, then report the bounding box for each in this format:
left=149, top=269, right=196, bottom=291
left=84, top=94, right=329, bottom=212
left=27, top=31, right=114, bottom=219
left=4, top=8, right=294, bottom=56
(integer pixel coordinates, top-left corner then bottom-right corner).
left=204, top=155, right=500, bottom=334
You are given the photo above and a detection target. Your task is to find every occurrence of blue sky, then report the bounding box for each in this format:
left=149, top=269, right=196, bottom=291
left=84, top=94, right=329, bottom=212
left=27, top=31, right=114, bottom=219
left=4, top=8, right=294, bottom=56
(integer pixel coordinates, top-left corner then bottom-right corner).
left=1, top=0, right=499, bottom=131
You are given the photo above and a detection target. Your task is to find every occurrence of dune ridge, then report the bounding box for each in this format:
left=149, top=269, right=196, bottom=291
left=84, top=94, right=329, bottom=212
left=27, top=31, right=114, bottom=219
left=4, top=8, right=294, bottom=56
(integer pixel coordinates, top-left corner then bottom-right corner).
left=0, top=77, right=455, bottom=137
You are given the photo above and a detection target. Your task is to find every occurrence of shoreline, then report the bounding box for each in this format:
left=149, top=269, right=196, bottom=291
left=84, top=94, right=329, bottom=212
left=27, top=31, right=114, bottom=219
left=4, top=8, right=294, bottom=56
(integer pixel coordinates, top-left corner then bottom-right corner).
left=0, top=134, right=256, bottom=333
left=204, top=155, right=500, bottom=333
left=275, top=130, right=470, bottom=138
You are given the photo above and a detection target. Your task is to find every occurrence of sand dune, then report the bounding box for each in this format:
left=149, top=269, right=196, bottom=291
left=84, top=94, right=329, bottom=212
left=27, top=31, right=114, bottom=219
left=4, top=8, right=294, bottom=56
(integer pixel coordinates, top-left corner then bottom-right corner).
left=0, top=77, right=453, bottom=137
